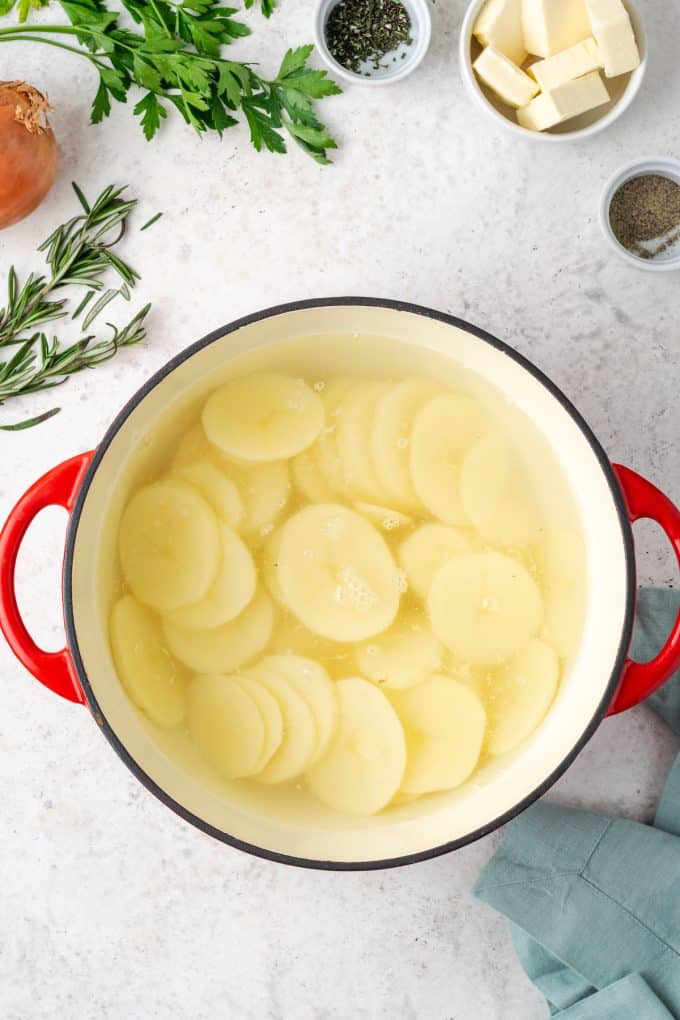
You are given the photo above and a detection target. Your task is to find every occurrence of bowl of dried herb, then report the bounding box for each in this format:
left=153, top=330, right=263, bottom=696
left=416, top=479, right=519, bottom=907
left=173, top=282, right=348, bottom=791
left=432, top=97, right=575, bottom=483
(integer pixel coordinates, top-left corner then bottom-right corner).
left=313, top=0, right=431, bottom=85
left=600, top=157, right=680, bottom=271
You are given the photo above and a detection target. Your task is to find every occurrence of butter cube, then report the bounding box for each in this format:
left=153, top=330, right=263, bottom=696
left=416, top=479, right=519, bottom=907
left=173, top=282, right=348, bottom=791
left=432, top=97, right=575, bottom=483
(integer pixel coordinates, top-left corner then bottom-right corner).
left=583, top=0, right=639, bottom=76
left=517, top=69, right=610, bottom=130
left=522, top=0, right=592, bottom=57
left=473, top=46, right=540, bottom=108
left=529, top=37, right=602, bottom=90
left=474, top=0, right=526, bottom=66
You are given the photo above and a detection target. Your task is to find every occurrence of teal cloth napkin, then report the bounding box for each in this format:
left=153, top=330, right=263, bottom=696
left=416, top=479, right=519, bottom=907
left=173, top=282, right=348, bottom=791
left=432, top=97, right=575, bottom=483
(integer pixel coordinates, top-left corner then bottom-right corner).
left=474, top=587, right=680, bottom=1019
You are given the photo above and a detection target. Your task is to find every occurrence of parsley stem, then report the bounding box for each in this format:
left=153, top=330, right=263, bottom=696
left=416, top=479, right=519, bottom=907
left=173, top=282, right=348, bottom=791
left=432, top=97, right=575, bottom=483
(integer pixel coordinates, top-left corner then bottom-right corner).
left=0, top=32, right=110, bottom=68
left=0, top=23, right=82, bottom=33
left=148, top=0, right=173, bottom=36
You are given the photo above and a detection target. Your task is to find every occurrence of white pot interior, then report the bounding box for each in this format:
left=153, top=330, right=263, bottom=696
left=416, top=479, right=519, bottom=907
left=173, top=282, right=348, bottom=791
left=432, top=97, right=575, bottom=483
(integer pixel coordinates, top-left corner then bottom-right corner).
left=68, top=304, right=630, bottom=864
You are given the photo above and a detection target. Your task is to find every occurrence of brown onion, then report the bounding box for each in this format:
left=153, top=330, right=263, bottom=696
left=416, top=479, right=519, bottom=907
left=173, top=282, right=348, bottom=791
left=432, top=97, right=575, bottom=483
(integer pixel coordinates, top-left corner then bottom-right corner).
left=0, top=80, right=58, bottom=230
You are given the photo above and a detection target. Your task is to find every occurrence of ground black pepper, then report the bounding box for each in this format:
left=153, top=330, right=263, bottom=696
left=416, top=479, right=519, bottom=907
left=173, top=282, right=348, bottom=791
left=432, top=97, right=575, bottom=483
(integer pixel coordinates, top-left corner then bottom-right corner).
left=325, top=0, right=413, bottom=75
left=609, top=173, right=680, bottom=260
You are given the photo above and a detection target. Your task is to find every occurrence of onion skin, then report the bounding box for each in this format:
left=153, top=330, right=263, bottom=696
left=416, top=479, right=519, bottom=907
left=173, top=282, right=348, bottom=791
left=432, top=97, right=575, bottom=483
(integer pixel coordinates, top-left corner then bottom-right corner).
left=0, top=81, right=58, bottom=230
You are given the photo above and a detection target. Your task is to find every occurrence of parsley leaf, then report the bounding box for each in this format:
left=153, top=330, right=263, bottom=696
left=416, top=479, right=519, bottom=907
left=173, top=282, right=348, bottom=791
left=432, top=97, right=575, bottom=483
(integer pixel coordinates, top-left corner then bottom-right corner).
left=133, top=91, right=168, bottom=139
left=0, top=0, right=341, bottom=161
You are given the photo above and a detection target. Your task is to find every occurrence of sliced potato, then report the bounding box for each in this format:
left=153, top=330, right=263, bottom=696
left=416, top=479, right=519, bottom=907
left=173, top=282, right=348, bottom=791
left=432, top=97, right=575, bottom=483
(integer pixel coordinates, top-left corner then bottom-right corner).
left=270, top=614, right=353, bottom=670
left=233, top=674, right=284, bottom=773
left=390, top=674, right=486, bottom=794
left=316, top=378, right=358, bottom=495
left=305, top=677, right=406, bottom=815
left=261, top=527, right=286, bottom=607
left=246, top=663, right=318, bottom=783
left=292, top=446, right=337, bottom=503
left=172, top=427, right=291, bottom=536
left=164, top=526, right=256, bottom=630
left=335, top=381, right=392, bottom=501
left=172, top=459, right=243, bottom=529
left=228, top=459, right=291, bottom=537
left=485, top=639, right=559, bottom=756
left=277, top=504, right=402, bottom=642
left=110, top=594, right=186, bottom=727
left=202, top=374, right=325, bottom=462
left=428, top=552, right=543, bottom=665
left=172, top=424, right=224, bottom=470
left=460, top=431, right=540, bottom=548
left=188, top=674, right=265, bottom=779
left=118, top=480, right=220, bottom=612
left=410, top=394, right=488, bottom=525
left=163, top=587, right=275, bottom=673
left=355, top=616, right=443, bottom=689
left=371, top=379, right=444, bottom=511
left=533, top=529, right=586, bottom=658
left=398, top=523, right=472, bottom=600
left=354, top=502, right=413, bottom=532
left=443, top=652, right=490, bottom=702
left=261, top=654, right=338, bottom=763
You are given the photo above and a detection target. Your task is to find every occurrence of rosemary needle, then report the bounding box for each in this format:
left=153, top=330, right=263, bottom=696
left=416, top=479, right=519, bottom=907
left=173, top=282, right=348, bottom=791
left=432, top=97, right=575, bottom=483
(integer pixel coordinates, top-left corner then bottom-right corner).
left=0, top=182, right=152, bottom=431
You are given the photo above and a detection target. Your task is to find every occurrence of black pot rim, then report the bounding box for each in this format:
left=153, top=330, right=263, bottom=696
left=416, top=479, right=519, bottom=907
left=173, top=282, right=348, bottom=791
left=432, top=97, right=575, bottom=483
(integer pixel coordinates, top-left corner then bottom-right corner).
left=63, top=296, right=637, bottom=871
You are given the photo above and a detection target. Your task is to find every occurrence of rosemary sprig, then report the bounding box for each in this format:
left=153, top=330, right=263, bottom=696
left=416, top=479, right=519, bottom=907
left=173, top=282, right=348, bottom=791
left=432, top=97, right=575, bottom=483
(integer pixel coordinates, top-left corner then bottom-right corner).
left=0, top=1, right=341, bottom=161
left=0, top=183, right=152, bottom=431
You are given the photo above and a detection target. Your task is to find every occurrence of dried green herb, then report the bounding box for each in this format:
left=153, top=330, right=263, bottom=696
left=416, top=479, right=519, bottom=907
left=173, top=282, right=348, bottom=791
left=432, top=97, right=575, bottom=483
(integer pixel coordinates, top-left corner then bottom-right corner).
left=609, top=174, right=680, bottom=260
left=325, top=0, right=412, bottom=74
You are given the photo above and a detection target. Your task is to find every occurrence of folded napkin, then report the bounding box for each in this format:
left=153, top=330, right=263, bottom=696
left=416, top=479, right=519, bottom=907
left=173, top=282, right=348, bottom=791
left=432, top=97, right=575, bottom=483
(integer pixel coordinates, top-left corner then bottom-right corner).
left=475, top=588, right=680, bottom=1019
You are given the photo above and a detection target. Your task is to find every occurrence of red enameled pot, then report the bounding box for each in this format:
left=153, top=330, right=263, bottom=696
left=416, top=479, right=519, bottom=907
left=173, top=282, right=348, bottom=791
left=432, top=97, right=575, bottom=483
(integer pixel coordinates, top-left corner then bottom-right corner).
left=1, top=299, right=679, bottom=869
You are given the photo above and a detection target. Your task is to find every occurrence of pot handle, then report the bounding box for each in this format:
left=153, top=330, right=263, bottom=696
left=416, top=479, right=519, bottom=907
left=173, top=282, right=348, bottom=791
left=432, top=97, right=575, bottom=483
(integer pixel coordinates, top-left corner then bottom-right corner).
left=0, top=452, right=95, bottom=705
left=607, top=464, right=680, bottom=715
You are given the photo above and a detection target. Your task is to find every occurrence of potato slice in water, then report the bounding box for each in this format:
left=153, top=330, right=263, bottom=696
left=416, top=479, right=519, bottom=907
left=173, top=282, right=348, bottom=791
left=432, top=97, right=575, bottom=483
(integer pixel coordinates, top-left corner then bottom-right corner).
left=353, top=502, right=413, bottom=533
left=188, top=674, right=265, bottom=779
left=163, top=587, right=275, bottom=673
left=164, top=526, right=256, bottom=630
left=233, top=674, right=284, bottom=773
left=336, top=381, right=392, bottom=502
left=390, top=674, right=486, bottom=795
left=534, top=529, right=586, bottom=658
left=261, top=654, right=338, bottom=764
left=261, top=527, right=286, bottom=607
left=228, top=460, right=290, bottom=537
left=428, top=552, right=543, bottom=665
left=371, top=379, right=444, bottom=512
left=172, top=460, right=243, bottom=529
left=202, top=374, right=324, bottom=463
left=316, top=378, right=358, bottom=496
left=485, top=639, right=559, bottom=756
left=119, top=479, right=220, bottom=612
left=355, top=617, right=443, bottom=689
left=460, top=432, right=540, bottom=548
left=270, top=614, right=352, bottom=673
left=172, top=424, right=221, bottom=470
left=292, top=446, right=337, bottom=503
left=410, top=394, right=489, bottom=525
left=306, top=677, right=406, bottom=815
left=277, top=505, right=402, bottom=642
left=246, top=664, right=318, bottom=783
left=398, top=523, right=472, bottom=600
left=110, top=595, right=187, bottom=727
left=171, top=425, right=290, bottom=536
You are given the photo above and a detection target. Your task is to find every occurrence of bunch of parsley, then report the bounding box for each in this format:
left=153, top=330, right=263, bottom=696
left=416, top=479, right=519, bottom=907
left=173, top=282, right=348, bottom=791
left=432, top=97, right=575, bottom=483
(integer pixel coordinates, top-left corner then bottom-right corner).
left=0, top=0, right=341, bottom=162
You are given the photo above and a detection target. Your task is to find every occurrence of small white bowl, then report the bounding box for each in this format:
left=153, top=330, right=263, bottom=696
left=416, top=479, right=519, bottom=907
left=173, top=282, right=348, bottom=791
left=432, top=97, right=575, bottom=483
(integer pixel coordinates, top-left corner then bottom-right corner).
left=314, top=0, right=431, bottom=86
left=599, top=157, right=680, bottom=271
left=459, top=0, right=647, bottom=141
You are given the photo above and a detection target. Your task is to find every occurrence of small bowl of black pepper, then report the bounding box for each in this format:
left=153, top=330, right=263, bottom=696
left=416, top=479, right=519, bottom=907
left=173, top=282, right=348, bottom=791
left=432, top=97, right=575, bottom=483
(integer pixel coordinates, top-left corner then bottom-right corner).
left=600, top=157, right=680, bottom=272
left=314, top=0, right=431, bottom=85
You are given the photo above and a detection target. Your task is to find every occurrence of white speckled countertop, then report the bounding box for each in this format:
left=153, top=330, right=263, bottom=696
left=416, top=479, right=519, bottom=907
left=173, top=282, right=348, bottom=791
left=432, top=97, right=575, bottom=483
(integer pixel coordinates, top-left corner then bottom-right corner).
left=1, top=1, right=679, bottom=1016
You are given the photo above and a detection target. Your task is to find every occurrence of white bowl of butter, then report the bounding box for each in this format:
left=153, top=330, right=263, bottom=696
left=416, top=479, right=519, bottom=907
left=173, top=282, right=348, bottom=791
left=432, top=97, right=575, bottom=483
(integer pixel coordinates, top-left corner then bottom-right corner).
left=460, top=0, right=647, bottom=141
